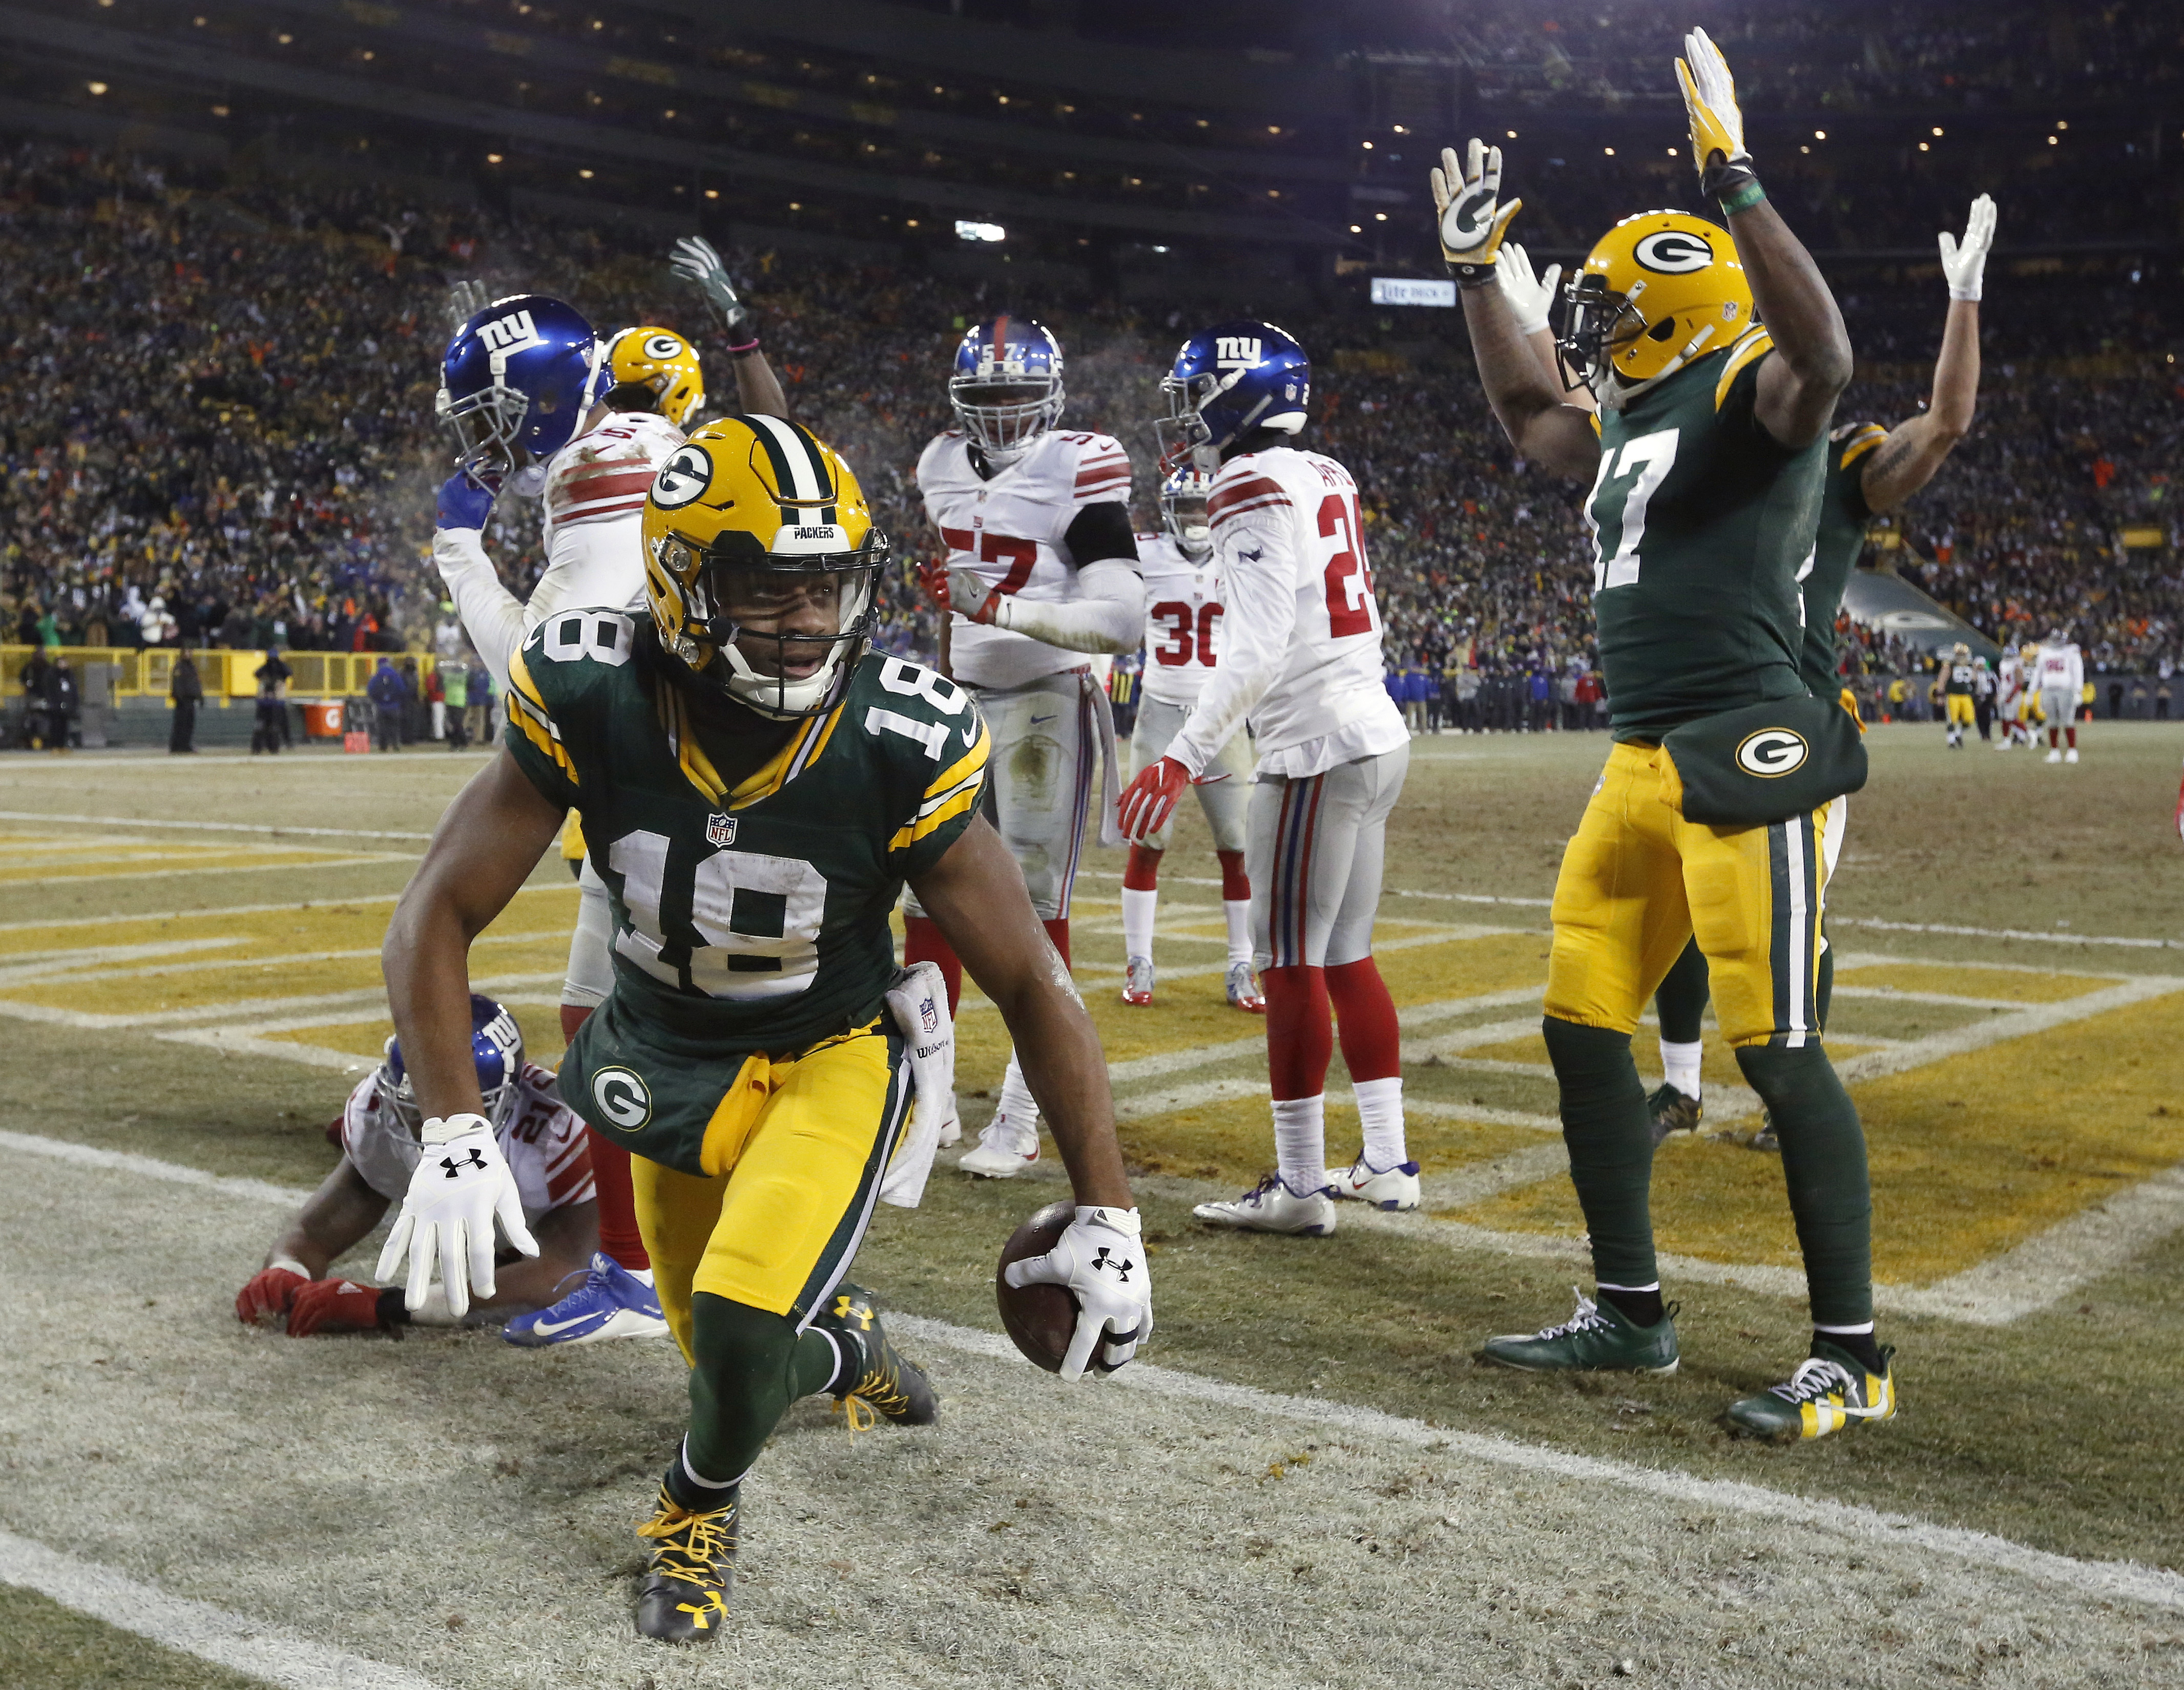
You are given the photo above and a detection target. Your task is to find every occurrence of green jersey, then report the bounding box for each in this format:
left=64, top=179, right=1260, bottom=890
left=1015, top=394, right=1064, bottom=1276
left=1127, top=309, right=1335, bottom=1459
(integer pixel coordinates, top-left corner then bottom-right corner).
left=1587, top=330, right=1826, bottom=740
left=503, top=611, right=990, bottom=1174
left=1801, top=420, right=1888, bottom=696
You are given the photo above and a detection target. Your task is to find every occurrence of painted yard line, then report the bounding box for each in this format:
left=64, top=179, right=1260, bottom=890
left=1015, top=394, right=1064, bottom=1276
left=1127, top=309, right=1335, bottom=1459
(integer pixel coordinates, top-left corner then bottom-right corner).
left=1831, top=915, right=2182, bottom=951
left=150, top=974, right=570, bottom=1071
left=0, top=881, right=575, bottom=938
left=1113, top=1072, right=1561, bottom=1140
left=1062, top=925, right=1528, bottom=992
left=0, top=808, right=435, bottom=841
left=0, top=973, right=568, bottom=1039
left=156, top=1029, right=387, bottom=1073
left=1078, top=866, right=1556, bottom=912
left=0, top=1128, right=312, bottom=1206
left=1831, top=986, right=2078, bottom=1013
left=1831, top=948, right=2134, bottom=983
left=3, top=853, right=412, bottom=888
left=1915, top=1163, right=2184, bottom=1324
left=892, top=1316, right=2184, bottom=1617
left=0, top=1528, right=444, bottom=1690
left=0, top=937, right=246, bottom=984
left=1, top=928, right=571, bottom=991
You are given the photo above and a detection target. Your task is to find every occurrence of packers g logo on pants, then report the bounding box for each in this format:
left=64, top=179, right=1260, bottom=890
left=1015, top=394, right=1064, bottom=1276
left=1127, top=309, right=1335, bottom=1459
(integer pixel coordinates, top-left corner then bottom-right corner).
left=592, top=1066, right=654, bottom=1131
left=1736, top=728, right=1809, bottom=777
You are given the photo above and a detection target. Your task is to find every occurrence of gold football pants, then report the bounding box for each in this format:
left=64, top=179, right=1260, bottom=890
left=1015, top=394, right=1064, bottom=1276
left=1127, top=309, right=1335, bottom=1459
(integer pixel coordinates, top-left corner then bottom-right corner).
left=630, top=1024, right=909, bottom=1363
left=1545, top=741, right=1831, bottom=1049
left=1945, top=694, right=1975, bottom=726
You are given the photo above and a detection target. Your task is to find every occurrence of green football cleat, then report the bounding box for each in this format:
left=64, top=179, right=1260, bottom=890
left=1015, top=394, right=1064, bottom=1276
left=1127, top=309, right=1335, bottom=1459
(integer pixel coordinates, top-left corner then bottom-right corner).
left=814, top=1283, right=939, bottom=1426
left=1725, top=1341, right=1897, bottom=1441
left=635, top=1483, right=738, bottom=1644
left=1479, top=1288, right=1680, bottom=1374
left=1647, top=1083, right=1703, bottom=1147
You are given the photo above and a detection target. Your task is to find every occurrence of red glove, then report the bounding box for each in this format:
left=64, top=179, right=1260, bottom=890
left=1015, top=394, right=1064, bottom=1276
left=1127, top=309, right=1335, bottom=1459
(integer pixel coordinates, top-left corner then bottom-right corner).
left=236, top=1264, right=309, bottom=1327
left=1117, top=756, right=1191, bottom=842
left=286, top=1278, right=395, bottom=1337
left=914, top=557, right=954, bottom=614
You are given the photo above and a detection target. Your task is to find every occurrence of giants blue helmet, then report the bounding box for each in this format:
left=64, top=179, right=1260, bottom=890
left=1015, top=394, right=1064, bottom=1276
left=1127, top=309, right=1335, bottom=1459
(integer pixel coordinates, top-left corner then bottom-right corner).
left=376, top=994, right=526, bottom=1135
left=1157, top=320, right=1311, bottom=469
left=436, top=294, right=605, bottom=480
left=948, top=315, right=1065, bottom=464
left=1157, top=461, right=1214, bottom=562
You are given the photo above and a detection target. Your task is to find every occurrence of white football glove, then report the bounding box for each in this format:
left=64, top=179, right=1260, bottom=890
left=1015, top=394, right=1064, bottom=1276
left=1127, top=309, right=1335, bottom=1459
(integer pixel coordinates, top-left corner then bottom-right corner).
left=667, top=235, right=753, bottom=343
left=1495, top=241, right=1562, bottom=339
left=945, top=566, right=1000, bottom=625
left=374, top=1113, right=537, bottom=1320
left=1429, top=139, right=1522, bottom=283
left=1676, top=28, right=1751, bottom=177
left=1939, top=193, right=1997, bottom=302
left=445, top=279, right=492, bottom=334
left=1004, top=1205, right=1153, bottom=1382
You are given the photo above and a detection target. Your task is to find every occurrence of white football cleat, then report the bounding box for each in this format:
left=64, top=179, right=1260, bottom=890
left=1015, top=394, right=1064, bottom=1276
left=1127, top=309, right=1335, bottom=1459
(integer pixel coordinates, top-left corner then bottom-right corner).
left=2045, top=748, right=2063, bottom=763
left=1192, top=1174, right=1336, bottom=1236
left=958, top=1110, right=1039, bottom=1178
left=2065, top=747, right=2079, bottom=763
left=1327, top=1156, right=1422, bottom=1212
left=1225, top=960, right=1266, bottom=1014
left=1122, top=955, right=1155, bottom=1008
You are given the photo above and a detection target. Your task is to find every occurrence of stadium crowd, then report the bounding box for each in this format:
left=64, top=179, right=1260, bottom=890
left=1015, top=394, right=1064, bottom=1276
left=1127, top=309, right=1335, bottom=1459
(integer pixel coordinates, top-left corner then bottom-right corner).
left=3, top=138, right=2179, bottom=728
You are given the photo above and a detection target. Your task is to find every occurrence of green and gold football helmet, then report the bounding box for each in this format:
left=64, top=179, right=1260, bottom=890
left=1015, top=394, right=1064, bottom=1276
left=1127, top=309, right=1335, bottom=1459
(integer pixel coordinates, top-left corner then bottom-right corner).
left=604, top=325, right=705, bottom=427
left=1559, top=210, right=1755, bottom=406
left=640, top=414, right=889, bottom=720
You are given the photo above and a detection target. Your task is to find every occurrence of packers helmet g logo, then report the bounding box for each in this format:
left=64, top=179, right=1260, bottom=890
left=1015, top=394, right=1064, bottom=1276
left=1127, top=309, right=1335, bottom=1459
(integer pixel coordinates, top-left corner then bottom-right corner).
left=652, top=444, right=713, bottom=510
left=1633, top=230, right=1715, bottom=274
left=1736, top=728, right=1809, bottom=777
left=642, top=332, right=686, bottom=361
left=590, top=1066, right=653, bottom=1131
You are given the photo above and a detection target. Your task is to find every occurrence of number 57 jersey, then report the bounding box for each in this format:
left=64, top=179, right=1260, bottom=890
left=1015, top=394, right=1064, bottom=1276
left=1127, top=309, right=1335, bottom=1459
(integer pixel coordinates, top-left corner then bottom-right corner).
left=503, top=611, right=991, bottom=1173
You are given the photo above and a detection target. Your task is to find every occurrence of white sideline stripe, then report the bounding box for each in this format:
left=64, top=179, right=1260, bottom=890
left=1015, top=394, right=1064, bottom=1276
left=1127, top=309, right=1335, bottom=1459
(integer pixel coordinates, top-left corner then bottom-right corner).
left=0, top=1129, right=311, bottom=1206
left=0, top=808, right=434, bottom=841
left=1, top=929, right=569, bottom=991
left=890, top=1316, right=2184, bottom=1617
left=0, top=1528, right=444, bottom=1690
left=2, top=853, right=408, bottom=888
left=0, top=882, right=576, bottom=939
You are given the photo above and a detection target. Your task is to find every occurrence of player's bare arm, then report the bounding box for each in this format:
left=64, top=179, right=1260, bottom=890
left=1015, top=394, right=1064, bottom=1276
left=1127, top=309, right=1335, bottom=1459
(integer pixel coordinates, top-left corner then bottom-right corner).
left=1677, top=30, right=1850, bottom=448
left=262, top=1158, right=391, bottom=1280
left=908, top=814, right=1134, bottom=1212
left=1863, top=196, right=1994, bottom=513
left=1439, top=141, right=1600, bottom=478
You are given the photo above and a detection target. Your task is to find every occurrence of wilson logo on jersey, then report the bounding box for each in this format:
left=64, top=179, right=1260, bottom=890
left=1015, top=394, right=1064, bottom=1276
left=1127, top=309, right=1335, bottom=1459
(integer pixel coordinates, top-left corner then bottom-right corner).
left=1214, top=336, right=1262, bottom=368
left=1736, top=728, right=1809, bottom=777
left=477, top=309, right=543, bottom=352
left=591, top=1067, right=654, bottom=1131
left=1633, top=231, right=1715, bottom=274
left=653, top=444, right=713, bottom=509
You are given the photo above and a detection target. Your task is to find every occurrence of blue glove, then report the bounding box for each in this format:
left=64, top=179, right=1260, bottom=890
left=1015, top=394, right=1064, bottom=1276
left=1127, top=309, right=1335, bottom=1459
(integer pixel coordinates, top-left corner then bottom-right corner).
left=436, top=471, right=499, bottom=532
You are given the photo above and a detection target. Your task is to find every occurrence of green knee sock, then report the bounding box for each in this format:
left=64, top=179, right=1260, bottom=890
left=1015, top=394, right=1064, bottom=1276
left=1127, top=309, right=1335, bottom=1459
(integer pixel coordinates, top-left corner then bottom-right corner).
left=673, top=1294, right=842, bottom=1503
left=1734, top=1043, right=1873, bottom=1328
left=1542, top=1016, right=1657, bottom=1292
left=1652, top=937, right=1711, bottom=1045
left=1816, top=938, right=1834, bottom=1032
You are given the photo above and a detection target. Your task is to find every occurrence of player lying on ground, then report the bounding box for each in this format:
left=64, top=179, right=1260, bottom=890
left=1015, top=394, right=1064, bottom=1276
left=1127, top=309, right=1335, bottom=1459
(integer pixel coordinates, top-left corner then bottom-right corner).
left=234, top=997, right=599, bottom=1336
left=379, top=414, right=1150, bottom=1644
left=1442, top=29, right=1894, bottom=1441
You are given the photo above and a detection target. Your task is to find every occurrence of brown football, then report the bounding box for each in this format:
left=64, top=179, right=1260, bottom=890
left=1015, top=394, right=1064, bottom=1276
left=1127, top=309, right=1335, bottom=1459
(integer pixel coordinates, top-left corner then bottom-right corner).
left=995, top=1200, right=1079, bottom=1374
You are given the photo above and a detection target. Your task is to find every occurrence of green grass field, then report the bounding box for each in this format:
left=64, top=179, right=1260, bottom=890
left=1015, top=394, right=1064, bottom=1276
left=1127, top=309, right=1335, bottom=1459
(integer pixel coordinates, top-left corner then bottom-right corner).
left=2, top=721, right=2180, bottom=1687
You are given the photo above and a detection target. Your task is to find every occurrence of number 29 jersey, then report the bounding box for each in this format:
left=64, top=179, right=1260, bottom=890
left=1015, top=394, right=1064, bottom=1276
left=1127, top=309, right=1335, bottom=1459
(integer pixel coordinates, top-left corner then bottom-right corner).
left=917, top=426, right=1133, bottom=692
left=1137, top=532, right=1225, bottom=707
left=503, top=612, right=991, bottom=1173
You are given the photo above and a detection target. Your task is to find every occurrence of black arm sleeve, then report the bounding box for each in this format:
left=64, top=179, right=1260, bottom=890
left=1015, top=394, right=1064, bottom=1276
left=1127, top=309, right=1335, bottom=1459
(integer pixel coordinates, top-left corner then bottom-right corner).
left=1060, top=502, right=1140, bottom=570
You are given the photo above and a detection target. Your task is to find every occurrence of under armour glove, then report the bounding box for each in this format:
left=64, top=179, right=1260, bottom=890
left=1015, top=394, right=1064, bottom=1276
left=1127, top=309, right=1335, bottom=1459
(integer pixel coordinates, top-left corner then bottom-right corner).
left=1677, top=29, right=1760, bottom=211
left=1939, top=194, right=1997, bottom=302
left=1494, top=241, right=1562, bottom=339
left=668, top=235, right=758, bottom=351
left=286, top=1277, right=396, bottom=1337
left=236, top=1260, right=309, bottom=1326
left=436, top=471, right=500, bottom=532
left=1003, top=1205, right=1153, bottom=1381
left=1116, top=756, right=1190, bottom=843
left=374, top=1113, right=537, bottom=1320
left=445, top=278, right=492, bottom=334
left=1430, top=139, right=1522, bottom=289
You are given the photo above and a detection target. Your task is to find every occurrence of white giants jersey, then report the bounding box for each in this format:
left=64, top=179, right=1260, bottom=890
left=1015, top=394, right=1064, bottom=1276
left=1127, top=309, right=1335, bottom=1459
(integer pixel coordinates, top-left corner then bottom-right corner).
left=536, top=409, right=687, bottom=621
left=917, top=427, right=1134, bottom=691
left=340, top=1062, right=595, bottom=1227
left=2034, top=640, right=2084, bottom=697
left=1204, top=445, right=1405, bottom=769
left=1996, top=652, right=2023, bottom=708
left=1138, top=532, right=1225, bottom=706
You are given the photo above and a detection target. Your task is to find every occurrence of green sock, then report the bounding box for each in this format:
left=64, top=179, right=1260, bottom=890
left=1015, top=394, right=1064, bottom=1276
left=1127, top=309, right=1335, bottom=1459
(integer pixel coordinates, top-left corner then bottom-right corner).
left=1652, top=937, right=1711, bottom=1044
left=674, top=1293, right=842, bottom=1504
left=1542, top=1016, right=1657, bottom=1292
left=1816, top=936, right=1834, bottom=1032
left=1734, top=1043, right=1873, bottom=1328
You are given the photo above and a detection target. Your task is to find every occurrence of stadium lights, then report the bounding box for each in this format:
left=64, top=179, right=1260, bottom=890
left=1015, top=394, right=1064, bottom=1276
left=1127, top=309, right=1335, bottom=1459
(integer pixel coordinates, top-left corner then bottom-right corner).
left=1506, top=130, right=1517, bottom=138
left=1800, top=144, right=1811, bottom=154
left=1666, top=146, right=1678, bottom=156
left=1932, top=126, right=1945, bottom=136
left=1919, top=142, right=1930, bottom=152
left=1350, top=224, right=1362, bottom=233
left=1151, top=244, right=1170, bottom=253
left=485, top=152, right=503, bottom=163
left=2048, top=135, right=2059, bottom=145
left=663, top=109, right=675, bottom=119
left=578, top=169, right=594, bottom=179
left=1362, top=141, right=1374, bottom=150
left=788, top=201, right=801, bottom=211
left=906, top=218, right=918, bottom=227
left=193, top=13, right=204, bottom=23
left=87, top=81, right=108, bottom=95
left=1392, top=124, right=1408, bottom=134
left=955, top=220, right=1005, bottom=242
left=1814, top=129, right=1826, bottom=140
left=705, top=189, right=719, bottom=199
left=1603, top=146, right=1615, bottom=156
left=1375, top=212, right=1388, bottom=221
left=211, top=104, right=229, bottom=116
left=2057, top=119, right=2069, bottom=129
left=277, top=32, right=292, bottom=43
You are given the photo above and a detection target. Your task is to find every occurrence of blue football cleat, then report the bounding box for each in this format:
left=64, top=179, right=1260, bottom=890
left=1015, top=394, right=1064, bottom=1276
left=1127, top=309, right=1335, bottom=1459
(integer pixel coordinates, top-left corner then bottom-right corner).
left=503, top=1253, right=670, bottom=1348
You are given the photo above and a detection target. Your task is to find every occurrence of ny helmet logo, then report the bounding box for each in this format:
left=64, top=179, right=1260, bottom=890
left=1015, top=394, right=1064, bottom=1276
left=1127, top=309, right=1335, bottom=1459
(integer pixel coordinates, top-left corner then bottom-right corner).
left=477, top=310, right=542, bottom=353
left=1214, top=336, right=1262, bottom=369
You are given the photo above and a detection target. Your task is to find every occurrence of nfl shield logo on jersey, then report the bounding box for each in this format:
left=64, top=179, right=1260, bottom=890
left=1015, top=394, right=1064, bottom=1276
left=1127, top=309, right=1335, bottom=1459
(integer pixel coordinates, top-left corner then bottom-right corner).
left=919, top=992, right=939, bottom=1034
left=705, top=812, right=737, bottom=848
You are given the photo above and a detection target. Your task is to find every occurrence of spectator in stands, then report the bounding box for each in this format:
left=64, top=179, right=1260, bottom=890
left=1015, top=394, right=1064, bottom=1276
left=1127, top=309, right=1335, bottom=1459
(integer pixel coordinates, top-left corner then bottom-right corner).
left=442, top=657, right=469, bottom=749
left=425, top=661, right=446, bottom=742
left=366, top=656, right=405, bottom=754
left=253, top=650, right=292, bottom=756
left=39, top=654, right=77, bottom=752
left=464, top=654, right=493, bottom=746
left=169, top=651, right=201, bottom=755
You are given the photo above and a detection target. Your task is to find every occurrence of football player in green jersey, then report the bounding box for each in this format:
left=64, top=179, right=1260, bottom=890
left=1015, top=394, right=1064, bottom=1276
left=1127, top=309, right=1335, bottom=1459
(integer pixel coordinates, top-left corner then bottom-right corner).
left=377, top=414, right=1151, bottom=1642
left=1438, top=29, right=1894, bottom=1441
left=1642, top=193, right=1994, bottom=1147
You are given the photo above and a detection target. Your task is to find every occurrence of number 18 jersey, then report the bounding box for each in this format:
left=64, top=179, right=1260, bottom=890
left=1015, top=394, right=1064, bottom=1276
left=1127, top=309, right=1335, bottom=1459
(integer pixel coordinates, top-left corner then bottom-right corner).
left=1585, top=329, right=1823, bottom=741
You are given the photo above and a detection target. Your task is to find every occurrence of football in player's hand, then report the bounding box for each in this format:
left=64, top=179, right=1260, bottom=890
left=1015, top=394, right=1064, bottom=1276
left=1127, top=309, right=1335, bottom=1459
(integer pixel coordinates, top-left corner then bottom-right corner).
left=995, top=1201, right=1079, bottom=1374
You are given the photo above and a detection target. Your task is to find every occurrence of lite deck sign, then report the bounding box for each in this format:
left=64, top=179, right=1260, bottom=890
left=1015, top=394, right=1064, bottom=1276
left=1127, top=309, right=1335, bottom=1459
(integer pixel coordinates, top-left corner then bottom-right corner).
left=1370, top=277, right=1457, bottom=308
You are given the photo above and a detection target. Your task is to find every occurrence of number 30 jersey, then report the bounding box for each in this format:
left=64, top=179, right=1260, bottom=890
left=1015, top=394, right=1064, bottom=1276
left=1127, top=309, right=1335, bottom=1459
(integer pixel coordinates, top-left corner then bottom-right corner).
left=1137, top=532, right=1225, bottom=707
left=1584, top=327, right=1823, bottom=741
left=917, top=426, right=1133, bottom=691
left=503, top=611, right=990, bottom=1172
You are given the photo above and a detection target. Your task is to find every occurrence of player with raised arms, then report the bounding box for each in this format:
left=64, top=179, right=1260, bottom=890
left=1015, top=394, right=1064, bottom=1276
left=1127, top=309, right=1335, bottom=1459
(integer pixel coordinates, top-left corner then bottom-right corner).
left=429, top=243, right=793, bottom=1347
left=1443, top=29, right=1895, bottom=1441
left=1119, top=461, right=1263, bottom=1013
left=378, top=413, right=1149, bottom=1643
left=1118, top=320, right=1416, bottom=1233
left=905, top=317, right=1147, bottom=1177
